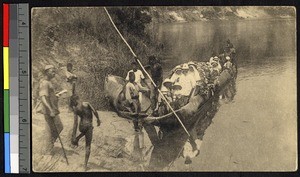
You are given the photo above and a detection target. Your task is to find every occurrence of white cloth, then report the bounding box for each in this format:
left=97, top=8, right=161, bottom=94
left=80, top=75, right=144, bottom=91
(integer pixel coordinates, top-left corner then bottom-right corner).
left=188, top=65, right=201, bottom=82
left=126, top=69, right=145, bottom=86
left=174, top=74, right=196, bottom=96
left=170, top=73, right=181, bottom=83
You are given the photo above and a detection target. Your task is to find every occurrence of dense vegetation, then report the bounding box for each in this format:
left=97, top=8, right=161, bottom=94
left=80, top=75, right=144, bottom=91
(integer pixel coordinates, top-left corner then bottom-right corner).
left=31, top=7, right=158, bottom=110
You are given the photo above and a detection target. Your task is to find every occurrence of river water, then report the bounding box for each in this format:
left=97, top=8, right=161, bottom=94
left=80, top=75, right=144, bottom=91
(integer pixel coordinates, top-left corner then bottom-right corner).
left=149, top=18, right=297, bottom=171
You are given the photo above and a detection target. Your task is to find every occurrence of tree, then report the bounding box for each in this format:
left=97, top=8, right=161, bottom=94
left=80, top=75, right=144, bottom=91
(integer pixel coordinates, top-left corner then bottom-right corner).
left=109, top=7, right=152, bottom=38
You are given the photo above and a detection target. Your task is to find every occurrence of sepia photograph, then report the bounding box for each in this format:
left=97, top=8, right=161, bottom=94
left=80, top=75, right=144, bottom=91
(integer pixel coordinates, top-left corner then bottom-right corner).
left=31, top=6, right=297, bottom=172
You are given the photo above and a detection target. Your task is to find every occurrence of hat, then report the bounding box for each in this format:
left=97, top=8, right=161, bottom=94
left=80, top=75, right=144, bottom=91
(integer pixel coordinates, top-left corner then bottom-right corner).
left=173, top=65, right=182, bottom=72
left=226, top=56, right=231, bottom=60
left=188, top=61, right=197, bottom=66
left=211, top=62, right=218, bottom=67
left=172, top=83, right=182, bottom=90
left=213, top=57, right=220, bottom=62
left=44, top=65, right=54, bottom=71
left=163, top=78, right=173, bottom=88
left=182, top=64, right=189, bottom=70
left=210, top=60, right=217, bottom=66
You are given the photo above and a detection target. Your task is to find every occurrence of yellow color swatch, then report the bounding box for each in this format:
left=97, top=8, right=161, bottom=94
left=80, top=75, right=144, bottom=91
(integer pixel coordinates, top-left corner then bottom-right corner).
left=3, top=47, right=9, bottom=89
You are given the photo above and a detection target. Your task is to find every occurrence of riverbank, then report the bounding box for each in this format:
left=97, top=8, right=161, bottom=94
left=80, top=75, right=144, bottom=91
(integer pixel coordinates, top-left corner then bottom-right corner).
left=32, top=108, right=153, bottom=172
left=152, top=7, right=295, bottom=23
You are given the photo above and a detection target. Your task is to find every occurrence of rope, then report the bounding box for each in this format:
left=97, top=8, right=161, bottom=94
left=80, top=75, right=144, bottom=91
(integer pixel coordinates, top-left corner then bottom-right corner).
left=103, top=7, right=190, bottom=137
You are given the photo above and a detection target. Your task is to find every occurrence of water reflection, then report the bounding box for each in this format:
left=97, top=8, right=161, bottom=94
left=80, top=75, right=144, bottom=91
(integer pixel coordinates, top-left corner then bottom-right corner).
left=132, top=79, right=237, bottom=171
left=144, top=18, right=296, bottom=171
left=156, top=19, right=295, bottom=70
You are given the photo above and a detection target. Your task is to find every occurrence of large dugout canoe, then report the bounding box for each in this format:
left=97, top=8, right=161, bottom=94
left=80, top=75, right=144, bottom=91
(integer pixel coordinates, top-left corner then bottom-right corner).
left=147, top=69, right=236, bottom=127
left=104, top=62, right=237, bottom=127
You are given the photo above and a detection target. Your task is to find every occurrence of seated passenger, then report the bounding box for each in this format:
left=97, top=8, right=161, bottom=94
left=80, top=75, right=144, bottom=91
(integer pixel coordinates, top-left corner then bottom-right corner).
left=160, top=78, right=173, bottom=102
left=171, top=83, right=182, bottom=110
left=223, top=56, right=233, bottom=73
left=173, top=64, right=196, bottom=107
left=210, top=56, right=222, bottom=72
left=126, top=61, right=148, bottom=89
left=210, top=61, right=221, bottom=78
left=125, top=72, right=141, bottom=131
left=156, top=78, right=174, bottom=112
left=209, top=57, right=215, bottom=64
left=187, top=61, right=201, bottom=83
left=170, top=65, right=182, bottom=83
left=125, top=72, right=141, bottom=113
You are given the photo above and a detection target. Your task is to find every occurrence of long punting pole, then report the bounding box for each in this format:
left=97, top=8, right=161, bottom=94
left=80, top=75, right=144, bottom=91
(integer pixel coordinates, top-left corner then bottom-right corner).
left=103, top=7, right=191, bottom=137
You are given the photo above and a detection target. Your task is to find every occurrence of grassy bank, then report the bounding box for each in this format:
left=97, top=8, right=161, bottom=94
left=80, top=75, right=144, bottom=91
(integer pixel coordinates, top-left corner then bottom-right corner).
left=31, top=7, right=158, bottom=110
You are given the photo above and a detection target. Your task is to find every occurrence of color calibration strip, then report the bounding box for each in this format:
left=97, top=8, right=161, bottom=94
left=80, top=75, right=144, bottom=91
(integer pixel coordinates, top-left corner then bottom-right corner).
left=3, top=3, right=30, bottom=173
left=3, top=3, right=11, bottom=173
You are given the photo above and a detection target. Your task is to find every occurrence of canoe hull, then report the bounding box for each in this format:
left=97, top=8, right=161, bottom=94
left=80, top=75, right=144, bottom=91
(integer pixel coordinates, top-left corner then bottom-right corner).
left=104, top=64, right=237, bottom=127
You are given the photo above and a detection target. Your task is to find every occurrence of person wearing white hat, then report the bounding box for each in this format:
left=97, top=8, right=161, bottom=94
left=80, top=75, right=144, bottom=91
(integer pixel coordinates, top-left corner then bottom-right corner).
left=39, top=65, right=64, bottom=154
left=170, top=65, right=182, bottom=83
left=187, top=61, right=201, bottom=84
left=174, top=64, right=196, bottom=106
left=209, top=56, right=222, bottom=73
left=155, top=78, right=174, bottom=112
left=209, top=57, right=214, bottom=64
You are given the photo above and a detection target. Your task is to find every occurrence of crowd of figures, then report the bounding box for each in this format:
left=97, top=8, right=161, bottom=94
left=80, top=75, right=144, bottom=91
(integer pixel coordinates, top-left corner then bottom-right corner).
left=35, top=39, right=236, bottom=171
left=117, top=39, right=237, bottom=170
left=121, top=39, right=236, bottom=128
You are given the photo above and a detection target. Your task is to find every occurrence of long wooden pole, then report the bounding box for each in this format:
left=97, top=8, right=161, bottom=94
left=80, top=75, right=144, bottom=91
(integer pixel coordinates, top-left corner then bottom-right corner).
left=103, top=7, right=190, bottom=137
left=52, top=119, right=69, bottom=165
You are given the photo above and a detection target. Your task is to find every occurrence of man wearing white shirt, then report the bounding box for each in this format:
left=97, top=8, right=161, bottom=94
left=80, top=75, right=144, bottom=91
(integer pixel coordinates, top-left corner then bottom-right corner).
left=126, top=61, right=145, bottom=87
left=126, top=61, right=149, bottom=104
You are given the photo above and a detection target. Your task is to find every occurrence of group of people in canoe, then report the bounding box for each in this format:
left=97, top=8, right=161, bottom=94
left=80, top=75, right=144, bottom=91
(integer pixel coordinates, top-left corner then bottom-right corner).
left=122, top=39, right=236, bottom=127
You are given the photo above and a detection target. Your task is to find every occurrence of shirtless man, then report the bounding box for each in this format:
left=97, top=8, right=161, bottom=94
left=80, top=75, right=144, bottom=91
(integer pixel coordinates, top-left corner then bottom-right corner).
left=70, top=94, right=101, bottom=171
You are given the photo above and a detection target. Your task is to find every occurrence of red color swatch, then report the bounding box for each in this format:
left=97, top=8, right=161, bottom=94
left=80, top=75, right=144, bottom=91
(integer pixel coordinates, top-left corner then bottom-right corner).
left=3, top=4, right=9, bottom=47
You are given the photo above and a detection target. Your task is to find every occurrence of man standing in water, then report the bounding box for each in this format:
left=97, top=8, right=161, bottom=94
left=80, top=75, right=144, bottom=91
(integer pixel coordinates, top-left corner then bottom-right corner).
left=39, top=65, right=63, bottom=154
left=70, top=94, right=101, bottom=171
